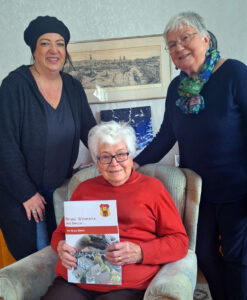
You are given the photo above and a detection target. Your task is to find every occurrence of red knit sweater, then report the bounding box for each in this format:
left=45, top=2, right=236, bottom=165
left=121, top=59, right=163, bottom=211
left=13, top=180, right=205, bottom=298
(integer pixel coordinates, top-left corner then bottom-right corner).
left=51, top=169, right=188, bottom=292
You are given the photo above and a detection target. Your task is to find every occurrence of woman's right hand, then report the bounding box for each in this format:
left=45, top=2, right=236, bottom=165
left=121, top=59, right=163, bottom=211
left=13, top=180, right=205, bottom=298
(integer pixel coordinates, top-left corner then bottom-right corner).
left=22, top=192, right=47, bottom=222
left=57, top=240, right=77, bottom=269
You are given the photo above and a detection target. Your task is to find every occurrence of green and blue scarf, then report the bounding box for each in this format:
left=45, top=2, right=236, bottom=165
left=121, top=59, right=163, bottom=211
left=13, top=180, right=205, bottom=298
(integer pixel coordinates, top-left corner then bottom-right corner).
left=176, top=48, right=220, bottom=115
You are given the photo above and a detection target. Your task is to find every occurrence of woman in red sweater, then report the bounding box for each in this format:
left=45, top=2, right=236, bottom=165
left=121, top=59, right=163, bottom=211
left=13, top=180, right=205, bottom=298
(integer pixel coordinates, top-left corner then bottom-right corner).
left=42, top=121, right=188, bottom=300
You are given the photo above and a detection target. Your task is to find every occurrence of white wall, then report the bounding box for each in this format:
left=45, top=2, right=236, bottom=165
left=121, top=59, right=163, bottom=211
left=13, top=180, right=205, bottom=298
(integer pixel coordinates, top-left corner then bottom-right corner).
left=1, top=0, right=247, bottom=166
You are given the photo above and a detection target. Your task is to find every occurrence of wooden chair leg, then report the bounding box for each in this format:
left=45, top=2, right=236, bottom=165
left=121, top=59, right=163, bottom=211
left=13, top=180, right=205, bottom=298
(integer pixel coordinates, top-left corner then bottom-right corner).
left=0, top=229, right=15, bottom=268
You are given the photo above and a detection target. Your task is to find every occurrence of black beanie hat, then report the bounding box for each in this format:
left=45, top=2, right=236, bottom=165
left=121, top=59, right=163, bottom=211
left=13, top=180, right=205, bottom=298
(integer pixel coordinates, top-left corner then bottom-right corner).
left=24, top=15, right=70, bottom=53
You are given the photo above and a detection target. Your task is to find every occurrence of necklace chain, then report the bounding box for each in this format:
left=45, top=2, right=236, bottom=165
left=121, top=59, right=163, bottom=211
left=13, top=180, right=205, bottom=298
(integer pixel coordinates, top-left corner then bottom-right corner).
left=31, top=66, right=61, bottom=107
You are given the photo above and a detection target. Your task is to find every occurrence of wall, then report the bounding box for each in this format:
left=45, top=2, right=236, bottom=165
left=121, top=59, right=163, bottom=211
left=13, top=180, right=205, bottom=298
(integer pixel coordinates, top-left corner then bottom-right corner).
left=1, top=0, right=246, bottom=166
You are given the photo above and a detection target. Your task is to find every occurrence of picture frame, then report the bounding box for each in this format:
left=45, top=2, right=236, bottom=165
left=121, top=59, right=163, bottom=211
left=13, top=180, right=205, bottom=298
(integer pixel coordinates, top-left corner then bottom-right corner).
left=65, top=35, right=171, bottom=104
left=100, top=106, right=153, bottom=154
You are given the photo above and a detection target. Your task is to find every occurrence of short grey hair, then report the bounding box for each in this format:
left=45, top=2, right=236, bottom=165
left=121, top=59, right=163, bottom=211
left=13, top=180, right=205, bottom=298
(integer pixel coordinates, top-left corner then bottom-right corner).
left=164, top=11, right=208, bottom=43
left=88, top=121, right=136, bottom=163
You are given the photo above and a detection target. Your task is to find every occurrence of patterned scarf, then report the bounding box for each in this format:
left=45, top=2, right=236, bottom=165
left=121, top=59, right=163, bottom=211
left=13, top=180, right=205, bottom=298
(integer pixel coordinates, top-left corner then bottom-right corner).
left=176, top=47, right=220, bottom=115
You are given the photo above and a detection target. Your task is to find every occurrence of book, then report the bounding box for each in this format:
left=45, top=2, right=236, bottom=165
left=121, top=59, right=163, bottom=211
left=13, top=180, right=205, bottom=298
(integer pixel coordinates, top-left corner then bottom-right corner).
left=64, top=200, right=121, bottom=285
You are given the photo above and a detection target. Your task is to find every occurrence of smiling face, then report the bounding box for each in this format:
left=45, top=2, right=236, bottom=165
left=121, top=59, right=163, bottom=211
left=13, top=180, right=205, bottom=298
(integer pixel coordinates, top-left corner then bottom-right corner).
left=33, top=33, right=66, bottom=74
left=167, top=25, right=210, bottom=76
left=97, top=141, right=133, bottom=187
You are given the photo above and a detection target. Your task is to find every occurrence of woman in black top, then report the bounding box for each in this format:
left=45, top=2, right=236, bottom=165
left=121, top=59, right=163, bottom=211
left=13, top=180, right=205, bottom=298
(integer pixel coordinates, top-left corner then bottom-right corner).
left=134, top=11, right=247, bottom=300
left=0, top=15, right=96, bottom=260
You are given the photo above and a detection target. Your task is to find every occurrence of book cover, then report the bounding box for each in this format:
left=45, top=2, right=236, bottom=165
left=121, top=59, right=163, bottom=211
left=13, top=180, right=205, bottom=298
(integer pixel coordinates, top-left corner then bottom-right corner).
left=100, top=106, right=153, bottom=155
left=64, top=200, right=121, bottom=285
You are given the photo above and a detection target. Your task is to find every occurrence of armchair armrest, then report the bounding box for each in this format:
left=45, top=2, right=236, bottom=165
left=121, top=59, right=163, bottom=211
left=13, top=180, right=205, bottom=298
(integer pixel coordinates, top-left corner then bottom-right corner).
left=144, top=250, right=197, bottom=300
left=0, top=246, right=58, bottom=300
left=53, top=179, right=69, bottom=225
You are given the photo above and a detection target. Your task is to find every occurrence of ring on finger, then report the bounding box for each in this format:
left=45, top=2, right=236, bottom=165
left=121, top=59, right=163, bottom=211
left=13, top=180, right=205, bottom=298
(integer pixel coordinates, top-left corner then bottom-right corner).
left=32, top=209, right=37, bottom=214
left=118, top=256, right=122, bottom=262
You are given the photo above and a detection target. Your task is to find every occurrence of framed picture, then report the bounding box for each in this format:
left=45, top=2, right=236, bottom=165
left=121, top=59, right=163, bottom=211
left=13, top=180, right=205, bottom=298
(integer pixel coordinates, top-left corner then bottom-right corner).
left=100, top=106, right=153, bottom=154
left=64, top=35, right=171, bottom=104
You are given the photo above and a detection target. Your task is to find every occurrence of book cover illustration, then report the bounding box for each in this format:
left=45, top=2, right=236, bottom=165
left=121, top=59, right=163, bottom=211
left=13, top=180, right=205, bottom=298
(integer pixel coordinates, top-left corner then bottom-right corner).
left=100, top=106, right=153, bottom=155
left=64, top=200, right=121, bottom=285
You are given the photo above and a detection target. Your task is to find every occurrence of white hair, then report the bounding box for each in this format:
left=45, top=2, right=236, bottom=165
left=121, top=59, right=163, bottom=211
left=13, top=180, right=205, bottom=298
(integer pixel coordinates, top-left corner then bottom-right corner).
left=164, top=11, right=208, bottom=43
left=88, top=121, right=136, bottom=163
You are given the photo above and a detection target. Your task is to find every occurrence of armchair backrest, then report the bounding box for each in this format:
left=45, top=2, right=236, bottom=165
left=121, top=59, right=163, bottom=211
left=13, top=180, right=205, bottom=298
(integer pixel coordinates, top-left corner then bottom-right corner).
left=137, top=164, right=202, bottom=251
left=53, top=163, right=201, bottom=252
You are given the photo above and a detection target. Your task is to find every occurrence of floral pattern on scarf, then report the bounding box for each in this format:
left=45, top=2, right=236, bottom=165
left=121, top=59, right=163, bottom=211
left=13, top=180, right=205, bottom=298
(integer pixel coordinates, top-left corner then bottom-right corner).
left=176, top=48, right=220, bottom=115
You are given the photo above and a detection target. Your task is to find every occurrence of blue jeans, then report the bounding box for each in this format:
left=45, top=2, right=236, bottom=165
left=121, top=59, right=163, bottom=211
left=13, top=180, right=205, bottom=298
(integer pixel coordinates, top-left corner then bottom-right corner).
left=36, top=217, right=49, bottom=250
left=36, top=188, right=56, bottom=250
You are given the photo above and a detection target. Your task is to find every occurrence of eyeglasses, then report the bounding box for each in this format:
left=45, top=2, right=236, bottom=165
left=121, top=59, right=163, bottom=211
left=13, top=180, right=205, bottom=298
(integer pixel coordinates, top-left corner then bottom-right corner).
left=165, top=32, right=198, bottom=53
left=97, top=152, right=129, bottom=164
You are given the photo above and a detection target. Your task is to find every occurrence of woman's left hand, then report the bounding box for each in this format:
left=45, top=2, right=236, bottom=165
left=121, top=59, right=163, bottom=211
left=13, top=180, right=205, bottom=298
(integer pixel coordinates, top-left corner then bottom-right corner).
left=57, top=240, right=77, bottom=270
left=105, top=241, right=143, bottom=266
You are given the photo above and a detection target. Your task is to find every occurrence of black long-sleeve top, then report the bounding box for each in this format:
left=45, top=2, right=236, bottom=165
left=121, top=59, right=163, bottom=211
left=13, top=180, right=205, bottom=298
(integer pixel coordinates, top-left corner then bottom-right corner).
left=135, top=59, right=247, bottom=204
left=0, top=65, right=96, bottom=258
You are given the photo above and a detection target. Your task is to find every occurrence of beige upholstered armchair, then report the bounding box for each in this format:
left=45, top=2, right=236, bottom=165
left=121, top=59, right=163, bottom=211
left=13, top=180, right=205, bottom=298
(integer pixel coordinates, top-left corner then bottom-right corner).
left=0, top=163, right=202, bottom=300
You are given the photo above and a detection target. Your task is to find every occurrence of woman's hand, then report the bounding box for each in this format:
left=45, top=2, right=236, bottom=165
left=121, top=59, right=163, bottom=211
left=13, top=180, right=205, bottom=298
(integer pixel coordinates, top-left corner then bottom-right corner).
left=23, top=192, right=47, bottom=222
left=133, top=162, right=140, bottom=170
left=57, top=240, right=77, bottom=270
left=105, top=241, right=143, bottom=266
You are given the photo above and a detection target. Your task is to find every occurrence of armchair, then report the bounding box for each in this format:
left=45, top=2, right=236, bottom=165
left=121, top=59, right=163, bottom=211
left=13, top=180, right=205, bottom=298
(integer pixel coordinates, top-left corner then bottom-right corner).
left=0, top=163, right=202, bottom=300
